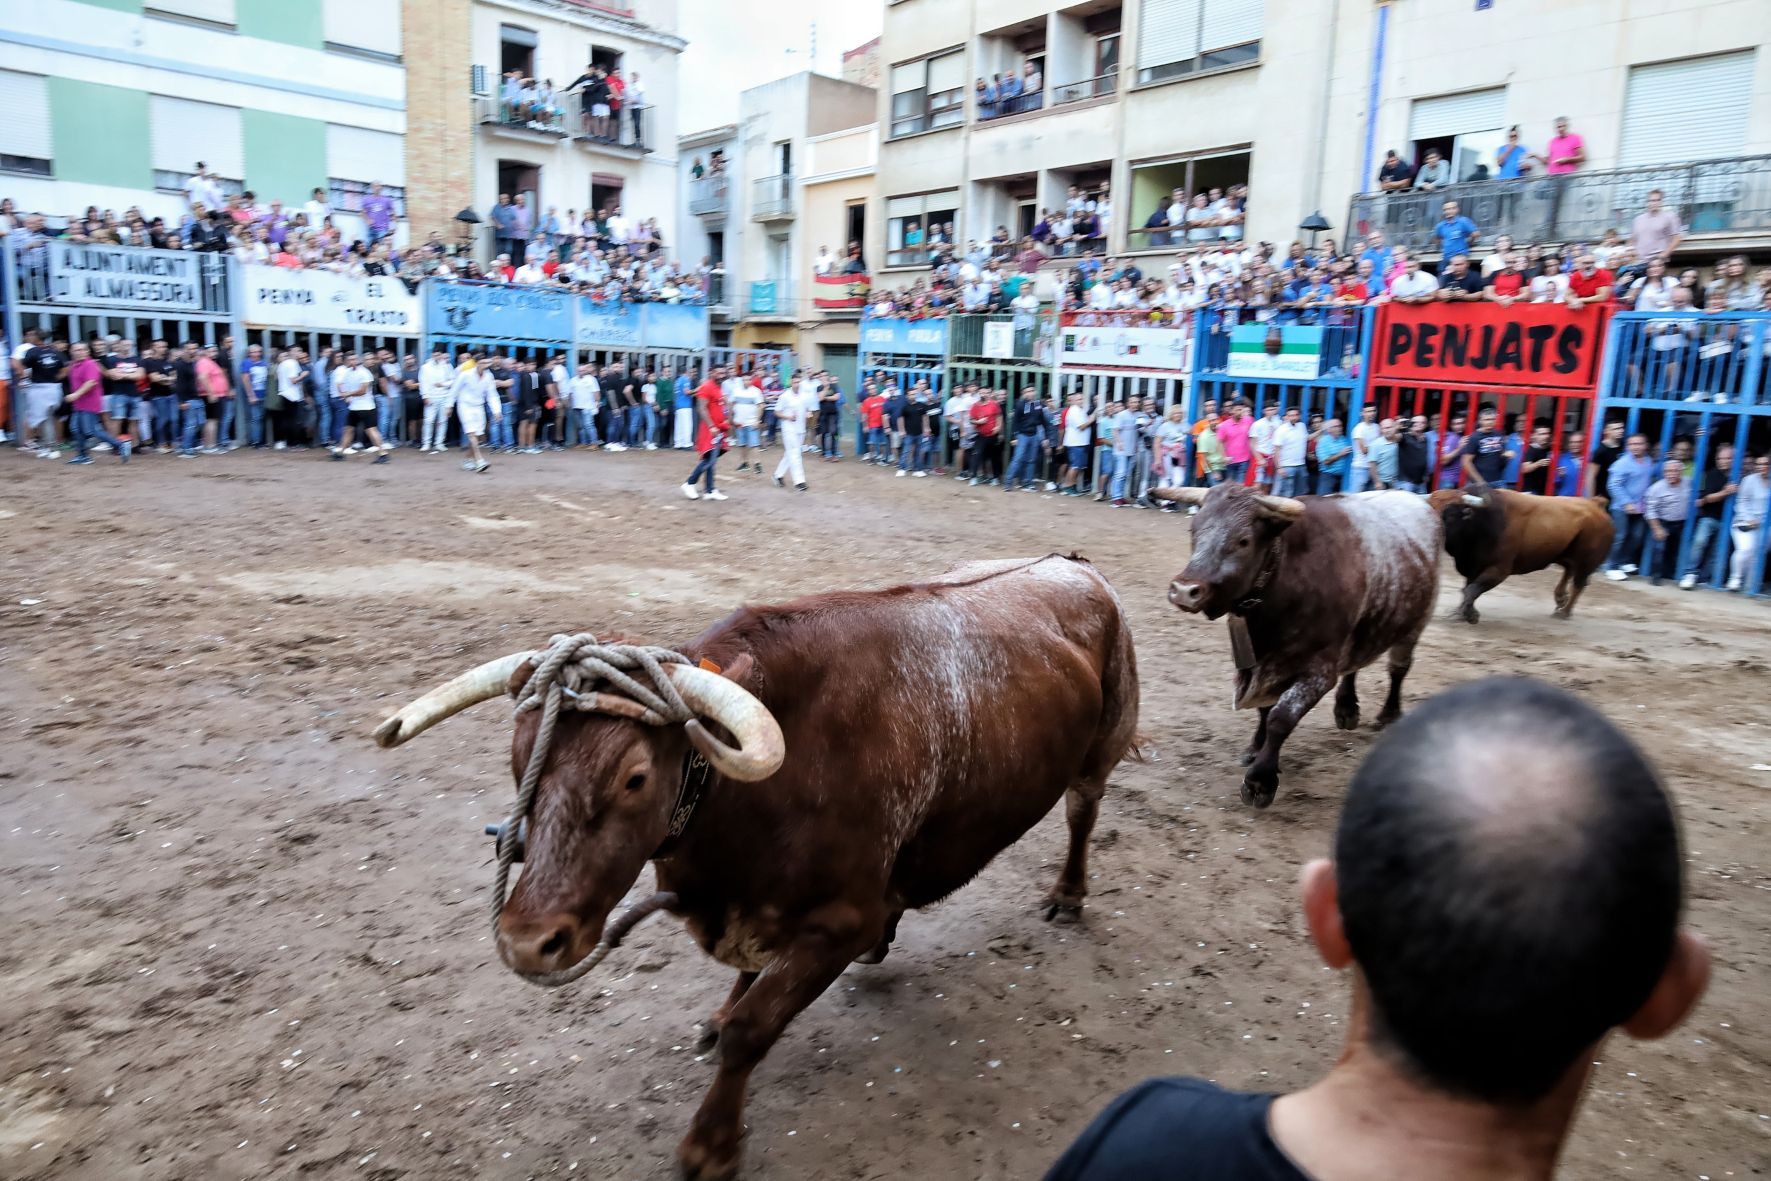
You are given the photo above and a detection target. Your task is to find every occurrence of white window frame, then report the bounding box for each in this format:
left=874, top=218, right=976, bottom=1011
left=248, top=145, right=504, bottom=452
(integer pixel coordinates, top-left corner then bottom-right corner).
left=1137, top=0, right=1261, bottom=86
left=889, top=48, right=964, bottom=138
left=885, top=190, right=961, bottom=267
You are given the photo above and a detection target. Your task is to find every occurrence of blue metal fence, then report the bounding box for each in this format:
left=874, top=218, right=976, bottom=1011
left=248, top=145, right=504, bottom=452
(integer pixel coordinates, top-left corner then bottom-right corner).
left=1594, top=311, right=1771, bottom=596
left=1188, top=306, right=1375, bottom=426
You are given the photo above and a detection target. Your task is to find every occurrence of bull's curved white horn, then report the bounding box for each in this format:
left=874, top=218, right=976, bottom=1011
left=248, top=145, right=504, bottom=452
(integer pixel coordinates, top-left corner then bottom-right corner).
left=1149, top=486, right=1209, bottom=505
left=1253, top=494, right=1307, bottom=520
left=663, top=663, right=786, bottom=782
left=373, top=651, right=536, bottom=748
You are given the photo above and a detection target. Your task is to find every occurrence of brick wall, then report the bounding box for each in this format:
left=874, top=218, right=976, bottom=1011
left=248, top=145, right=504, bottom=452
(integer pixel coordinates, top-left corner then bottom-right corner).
left=402, top=0, right=474, bottom=248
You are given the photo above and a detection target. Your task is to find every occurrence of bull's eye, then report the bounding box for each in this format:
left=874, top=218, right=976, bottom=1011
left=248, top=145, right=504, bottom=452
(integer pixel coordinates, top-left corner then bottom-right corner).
left=1237, top=537, right=1252, bottom=549
left=625, top=773, right=647, bottom=793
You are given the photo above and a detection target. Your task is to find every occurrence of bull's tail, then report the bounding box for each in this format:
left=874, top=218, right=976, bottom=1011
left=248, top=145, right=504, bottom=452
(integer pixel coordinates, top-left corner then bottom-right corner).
left=1588, top=494, right=1611, bottom=510
left=1123, top=732, right=1153, bottom=764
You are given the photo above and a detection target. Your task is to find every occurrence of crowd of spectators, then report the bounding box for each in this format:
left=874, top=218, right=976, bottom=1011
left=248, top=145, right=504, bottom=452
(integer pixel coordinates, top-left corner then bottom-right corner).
left=492, top=63, right=649, bottom=148
left=477, top=192, right=710, bottom=303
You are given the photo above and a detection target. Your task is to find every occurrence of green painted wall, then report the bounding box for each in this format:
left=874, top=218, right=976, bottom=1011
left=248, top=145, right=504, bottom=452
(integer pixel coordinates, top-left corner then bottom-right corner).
left=71, top=0, right=142, bottom=11
left=242, top=109, right=327, bottom=206
left=237, top=0, right=324, bottom=49
left=49, top=78, right=151, bottom=189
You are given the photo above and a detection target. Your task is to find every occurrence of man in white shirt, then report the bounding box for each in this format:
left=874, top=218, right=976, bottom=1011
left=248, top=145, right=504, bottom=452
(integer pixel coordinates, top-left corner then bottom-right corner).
left=814, top=245, right=836, bottom=275
left=419, top=346, right=456, bottom=453
left=1248, top=401, right=1281, bottom=492
left=726, top=371, right=763, bottom=473
left=606, top=207, right=631, bottom=246
left=1349, top=403, right=1382, bottom=493
left=569, top=362, right=602, bottom=447
left=1058, top=392, right=1094, bottom=496
left=546, top=355, right=573, bottom=449
left=1273, top=406, right=1310, bottom=497
left=962, top=279, right=990, bottom=311
left=513, top=258, right=547, bottom=284
left=771, top=369, right=814, bottom=492
left=1087, top=279, right=1115, bottom=310
left=450, top=353, right=497, bottom=473
left=329, top=351, right=391, bottom=463
left=943, top=384, right=976, bottom=473
left=273, top=346, right=307, bottom=450
left=185, top=163, right=223, bottom=213
left=1388, top=257, right=1439, bottom=304
left=305, top=186, right=331, bottom=231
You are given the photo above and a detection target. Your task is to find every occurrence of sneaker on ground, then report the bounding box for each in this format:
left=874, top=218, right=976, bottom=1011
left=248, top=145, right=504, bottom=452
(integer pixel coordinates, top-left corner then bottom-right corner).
left=474, top=460, right=490, bottom=473
left=373, top=454, right=390, bottom=465
left=645, top=443, right=658, bottom=450
left=274, top=441, right=288, bottom=451
left=1604, top=569, right=1628, bottom=581
left=795, top=483, right=808, bottom=492
left=94, top=442, right=112, bottom=452
left=1621, top=563, right=1638, bottom=574
left=330, top=451, right=346, bottom=462
left=68, top=455, right=94, bottom=465
left=1678, top=574, right=1698, bottom=590
left=462, top=460, right=476, bottom=470
left=38, top=449, right=58, bottom=459
left=1725, top=577, right=1743, bottom=591
left=705, top=490, right=729, bottom=501
left=896, top=469, right=906, bottom=478
left=914, top=471, right=927, bottom=478
left=772, top=475, right=785, bottom=488
left=681, top=483, right=701, bottom=500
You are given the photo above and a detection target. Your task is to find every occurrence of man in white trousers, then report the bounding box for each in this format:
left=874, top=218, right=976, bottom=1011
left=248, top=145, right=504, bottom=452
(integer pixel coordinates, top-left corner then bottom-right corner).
left=450, top=351, right=498, bottom=473
left=771, top=371, right=814, bottom=491
left=419, top=345, right=456, bottom=453
left=673, top=367, right=697, bottom=449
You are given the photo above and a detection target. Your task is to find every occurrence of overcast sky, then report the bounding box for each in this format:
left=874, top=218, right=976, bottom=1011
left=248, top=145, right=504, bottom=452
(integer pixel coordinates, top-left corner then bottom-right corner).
left=675, top=0, right=883, bottom=134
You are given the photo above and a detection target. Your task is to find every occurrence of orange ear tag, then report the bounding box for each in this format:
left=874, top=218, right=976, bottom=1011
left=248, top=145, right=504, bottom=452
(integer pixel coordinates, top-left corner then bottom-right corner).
left=698, top=659, right=723, bottom=674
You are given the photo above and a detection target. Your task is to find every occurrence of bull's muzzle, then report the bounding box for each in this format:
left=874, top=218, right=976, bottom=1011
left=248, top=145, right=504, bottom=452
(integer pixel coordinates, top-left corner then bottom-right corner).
left=1168, top=579, right=1207, bottom=612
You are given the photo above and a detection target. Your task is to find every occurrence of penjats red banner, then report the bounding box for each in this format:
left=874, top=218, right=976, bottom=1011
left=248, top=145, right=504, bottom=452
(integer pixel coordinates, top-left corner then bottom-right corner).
left=1371, top=302, right=1609, bottom=391
left=813, top=272, right=870, bottom=309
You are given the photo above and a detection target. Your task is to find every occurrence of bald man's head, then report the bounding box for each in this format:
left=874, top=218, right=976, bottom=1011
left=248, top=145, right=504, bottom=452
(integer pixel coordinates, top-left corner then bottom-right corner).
left=1334, top=677, right=1683, bottom=1104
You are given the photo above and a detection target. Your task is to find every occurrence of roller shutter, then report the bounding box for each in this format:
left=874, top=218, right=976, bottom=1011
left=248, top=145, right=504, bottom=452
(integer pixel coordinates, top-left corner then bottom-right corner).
left=1619, top=51, right=1754, bottom=166
left=1409, top=88, right=1507, bottom=141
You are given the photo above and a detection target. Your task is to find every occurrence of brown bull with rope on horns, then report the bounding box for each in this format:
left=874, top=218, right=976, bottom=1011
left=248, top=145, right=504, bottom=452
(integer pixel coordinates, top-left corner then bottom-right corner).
left=1151, top=483, right=1440, bottom=809
left=1427, top=485, right=1615, bottom=623
left=373, top=554, right=1141, bottom=1181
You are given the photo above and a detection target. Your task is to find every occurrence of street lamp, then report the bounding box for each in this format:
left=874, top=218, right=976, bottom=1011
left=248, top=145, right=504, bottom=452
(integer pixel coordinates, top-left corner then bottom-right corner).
left=1299, top=211, right=1331, bottom=249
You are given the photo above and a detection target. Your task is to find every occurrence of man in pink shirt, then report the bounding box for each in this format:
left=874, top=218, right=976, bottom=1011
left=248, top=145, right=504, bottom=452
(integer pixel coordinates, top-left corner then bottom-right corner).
left=64, top=341, right=131, bottom=465
left=1216, top=400, right=1253, bottom=486
left=195, top=346, right=232, bottom=454
left=1537, top=116, right=1586, bottom=174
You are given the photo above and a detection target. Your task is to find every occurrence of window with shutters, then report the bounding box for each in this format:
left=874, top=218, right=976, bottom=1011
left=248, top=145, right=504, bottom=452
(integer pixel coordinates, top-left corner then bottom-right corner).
left=324, top=0, right=401, bottom=62
left=145, top=0, right=235, bottom=29
left=327, top=124, right=406, bottom=217
left=886, top=190, right=961, bottom=266
left=150, top=95, right=245, bottom=197
left=1136, top=0, right=1261, bottom=85
left=1620, top=51, right=1754, bottom=167
left=888, top=49, right=965, bottom=138
left=0, top=70, right=52, bottom=177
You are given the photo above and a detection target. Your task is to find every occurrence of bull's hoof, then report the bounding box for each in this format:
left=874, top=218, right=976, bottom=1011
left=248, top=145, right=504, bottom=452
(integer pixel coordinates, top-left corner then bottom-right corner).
left=1552, top=607, right=1571, bottom=619
left=1373, top=709, right=1402, bottom=730
left=1460, top=607, right=1480, bottom=624
left=1240, top=775, right=1278, bottom=809
left=853, top=939, right=891, bottom=965
left=677, top=1136, right=741, bottom=1181
left=1043, top=898, right=1084, bottom=924
left=1333, top=708, right=1359, bottom=731
left=693, top=1023, right=720, bottom=1054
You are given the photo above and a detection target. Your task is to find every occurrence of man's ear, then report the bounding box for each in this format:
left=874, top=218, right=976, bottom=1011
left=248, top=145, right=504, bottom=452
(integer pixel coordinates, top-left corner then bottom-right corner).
left=1622, top=931, right=1710, bottom=1040
left=1301, top=858, right=1353, bottom=971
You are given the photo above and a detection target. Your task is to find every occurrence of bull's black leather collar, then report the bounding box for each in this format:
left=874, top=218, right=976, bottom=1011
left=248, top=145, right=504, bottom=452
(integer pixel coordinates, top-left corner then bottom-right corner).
left=651, top=747, right=714, bottom=860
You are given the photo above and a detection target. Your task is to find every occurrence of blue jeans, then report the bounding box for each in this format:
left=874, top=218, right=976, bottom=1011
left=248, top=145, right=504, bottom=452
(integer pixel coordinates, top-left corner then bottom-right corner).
left=1223, top=460, right=1248, bottom=487
left=576, top=408, right=601, bottom=445
left=70, top=410, right=123, bottom=459
left=1395, top=479, right=1425, bottom=494
left=1275, top=465, right=1307, bottom=497
left=152, top=395, right=179, bottom=447
left=247, top=398, right=265, bottom=447
left=867, top=427, right=888, bottom=459
left=376, top=394, right=400, bottom=442
left=1685, top=517, right=1721, bottom=579
left=1316, top=471, right=1344, bottom=495
left=1110, top=452, right=1134, bottom=500
left=899, top=434, right=933, bottom=472
left=216, top=395, right=236, bottom=448
left=1006, top=435, right=1041, bottom=486
left=180, top=401, right=205, bottom=453
left=490, top=407, right=514, bottom=449
left=641, top=404, right=657, bottom=444
left=688, top=448, right=720, bottom=492
left=330, top=398, right=351, bottom=445
left=1607, top=509, right=1647, bottom=569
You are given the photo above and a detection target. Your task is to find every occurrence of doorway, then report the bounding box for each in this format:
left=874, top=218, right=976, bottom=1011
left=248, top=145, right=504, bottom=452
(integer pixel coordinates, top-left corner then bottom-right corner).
left=845, top=202, right=866, bottom=267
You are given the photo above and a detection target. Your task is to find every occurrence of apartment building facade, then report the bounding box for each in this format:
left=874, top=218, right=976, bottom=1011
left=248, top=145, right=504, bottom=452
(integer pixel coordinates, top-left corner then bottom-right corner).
left=1, top=0, right=405, bottom=242
left=678, top=70, right=876, bottom=367
left=873, top=0, right=1771, bottom=279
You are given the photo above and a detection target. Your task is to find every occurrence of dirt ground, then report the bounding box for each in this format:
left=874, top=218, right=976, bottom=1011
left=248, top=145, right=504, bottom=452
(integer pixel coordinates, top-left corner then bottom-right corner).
left=2, top=444, right=1767, bottom=1181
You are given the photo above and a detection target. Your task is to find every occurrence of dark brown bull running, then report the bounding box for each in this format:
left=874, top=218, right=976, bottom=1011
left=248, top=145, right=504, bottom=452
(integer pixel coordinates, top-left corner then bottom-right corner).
left=373, top=555, right=1140, bottom=1180
left=1428, top=486, right=1615, bottom=622
left=1153, top=485, right=1440, bottom=808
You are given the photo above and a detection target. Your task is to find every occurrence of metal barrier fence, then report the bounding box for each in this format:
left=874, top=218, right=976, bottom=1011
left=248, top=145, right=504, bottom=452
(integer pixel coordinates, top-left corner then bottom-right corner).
left=1595, top=311, right=1771, bottom=596
left=1188, top=306, right=1373, bottom=431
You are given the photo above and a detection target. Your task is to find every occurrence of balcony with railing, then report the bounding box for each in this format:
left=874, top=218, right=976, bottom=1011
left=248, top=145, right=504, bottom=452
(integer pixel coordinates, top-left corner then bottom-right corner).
left=475, top=94, right=572, bottom=140
left=751, top=175, right=795, bottom=222
left=473, top=88, right=653, bottom=154
left=1347, top=155, right=1771, bottom=257
left=688, top=174, right=730, bottom=219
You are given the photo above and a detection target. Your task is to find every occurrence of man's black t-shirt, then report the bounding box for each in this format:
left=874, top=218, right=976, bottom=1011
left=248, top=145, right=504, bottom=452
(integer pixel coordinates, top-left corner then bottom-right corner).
left=900, top=399, right=928, bottom=434
left=1397, top=432, right=1430, bottom=483
left=1460, top=428, right=1510, bottom=483
left=1044, top=1078, right=1308, bottom=1181
left=172, top=357, right=199, bottom=402
left=1592, top=441, right=1624, bottom=493
left=23, top=345, right=67, bottom=385
left=1698, top=467, right=1730, bottom=519
left=1378, top=159, right=1414, bottom=187
left=1438, top=270, right=1485, bottom=296
left=1520, top=443, right=1552, bottom=495
left=140, top=356, right=172, bottom=396
left=103, top=353, right=141, bottom=397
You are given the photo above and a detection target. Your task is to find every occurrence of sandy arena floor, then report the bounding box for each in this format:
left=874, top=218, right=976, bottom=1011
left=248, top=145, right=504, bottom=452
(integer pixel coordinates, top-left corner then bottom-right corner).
left=2, top=444, right=1767, bottom=1181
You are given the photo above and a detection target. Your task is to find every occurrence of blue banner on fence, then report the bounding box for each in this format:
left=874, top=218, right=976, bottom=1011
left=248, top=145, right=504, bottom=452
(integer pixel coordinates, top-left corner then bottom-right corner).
left=860, top=316, right=950, bottom=357
left=426, top=280, right=572, bottom=343
left=576, top=298, right=642, bottom=348
left=640, top=303, right=709, bottom=352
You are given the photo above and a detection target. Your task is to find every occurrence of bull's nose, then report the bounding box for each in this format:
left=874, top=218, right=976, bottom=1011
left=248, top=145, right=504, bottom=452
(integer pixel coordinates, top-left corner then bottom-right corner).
left=497, top=913, right=582, bottom=975
left=1168, top=580, right=1206, bottom=612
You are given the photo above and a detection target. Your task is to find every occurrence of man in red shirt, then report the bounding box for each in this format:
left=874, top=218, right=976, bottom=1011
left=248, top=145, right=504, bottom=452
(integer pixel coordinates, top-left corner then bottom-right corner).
left=681, top=364, right=730, bottom=501
left=861, top=382, right=889, bottom=463
left=1483, top=253, right=1527, bottom=305
left=968, top=389, right=1005, bottom=485
left=1565, top=253, right=1613, bottom=311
